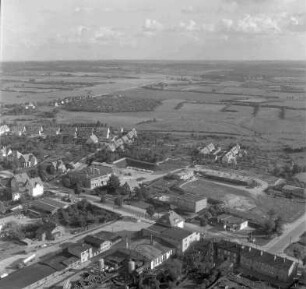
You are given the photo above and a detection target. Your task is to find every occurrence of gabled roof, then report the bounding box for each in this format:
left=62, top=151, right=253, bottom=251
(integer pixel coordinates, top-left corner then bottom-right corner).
left=29, top=177, right=43, bottom=187
left=68, top=243, right=92, bottom=256
left=84, top=235, right=110, bottom=247
left=157, top=211, right=184, bottom=227
left=86, top=133, right=99, bottom=144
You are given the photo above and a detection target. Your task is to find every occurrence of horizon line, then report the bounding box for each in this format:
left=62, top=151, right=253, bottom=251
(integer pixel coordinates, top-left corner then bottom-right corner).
left=1, top=58, right=306, bottom=63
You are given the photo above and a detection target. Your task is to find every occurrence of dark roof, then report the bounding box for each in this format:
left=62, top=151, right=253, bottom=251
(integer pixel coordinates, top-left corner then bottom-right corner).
left=145, top=224, right=193, bottom=242
left=240, top=246, right=295, bottom=270
left=217, top=240, right=296, bottom=271
left=217, top=214, right=246, bottom=225
left=68, top=243, right=92, bottom=256
left=93, top=231, right=121, bottom=242
left=84, top=235, right=107, bottom=247
left=160, top=227, right=193, bottom=241
left=216, top=240, right=241, bottom=255
left=0, top=263, right=56, bottom=289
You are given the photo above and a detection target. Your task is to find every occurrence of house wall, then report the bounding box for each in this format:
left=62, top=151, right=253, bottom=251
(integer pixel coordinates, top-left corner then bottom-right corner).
left=240, top=253, right=297, bottom=283
left=182, top=232, right=200, bottom=252
left=150, top=249, right=173, bottom=270
left=31, top=184, right=44, bottom=197
left=217, top=248, right=239, bottom=264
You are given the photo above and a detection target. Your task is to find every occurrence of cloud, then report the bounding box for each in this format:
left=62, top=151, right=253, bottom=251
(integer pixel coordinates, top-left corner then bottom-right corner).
left=217, top=13, right=306, bottom=35
left=142, top=19, right=163, bottom=32
left=74, top=7, right=93, bottom=13
left=179, top=20, right=199, bottom=31
left=284, top=13, right=306, bottom=32
left=93, top=27, right=123, bottom=43
left=181, top=6, right=195, bottom=14
left=218, top=14, right=281, bottom=34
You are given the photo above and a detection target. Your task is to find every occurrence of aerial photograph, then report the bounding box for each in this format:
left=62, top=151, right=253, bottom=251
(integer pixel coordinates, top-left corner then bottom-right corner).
left=0, top=0, right=305, bottom=288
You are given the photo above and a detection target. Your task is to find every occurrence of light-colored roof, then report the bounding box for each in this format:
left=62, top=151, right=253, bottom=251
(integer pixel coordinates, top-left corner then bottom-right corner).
left=131, top=238, right=172, bottom=261
left=157, top=211, right=184, bottom=227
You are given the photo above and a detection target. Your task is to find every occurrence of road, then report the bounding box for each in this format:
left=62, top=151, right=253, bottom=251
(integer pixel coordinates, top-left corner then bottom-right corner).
left=262, top=212, right=306, bottom=254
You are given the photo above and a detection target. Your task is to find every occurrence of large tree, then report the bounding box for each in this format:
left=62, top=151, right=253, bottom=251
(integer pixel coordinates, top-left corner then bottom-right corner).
left=114, top=196, right=123, bottom=207
left=107, top=174, right=121, bottom=194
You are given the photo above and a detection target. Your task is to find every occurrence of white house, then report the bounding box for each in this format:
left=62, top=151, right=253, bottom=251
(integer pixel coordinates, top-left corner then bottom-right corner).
left=29, top=178, right=44, bottom=197
left=0, top=125, right=10, bottom=136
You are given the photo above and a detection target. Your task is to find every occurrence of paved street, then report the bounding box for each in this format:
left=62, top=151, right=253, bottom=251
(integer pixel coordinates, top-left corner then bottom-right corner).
left=262, top=213, right=306, bottom=254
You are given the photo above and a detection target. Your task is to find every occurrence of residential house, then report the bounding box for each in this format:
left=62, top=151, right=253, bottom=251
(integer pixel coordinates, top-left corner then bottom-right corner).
left=10, top=173, right=31, bottom=201
left=213, top=214, right=248, bottom=231
left=67, top=243, right=93, bottom=263
left=68, top=164, right=112, bottom=189
left=86, top=133, right=99, bottom=145
left=200, top=143, right=215, bottom=155
left=10, top=173, right=44, bottom=200
left=28, top=177, right=44, bottom=197
left=216, top=240, right=241, bottom=264
left=0, top=125, right=10, bottom=136
left=222, top=151, right=237, bottom=165
left=0, top=146, right=12, bottom=160
left=36, top=225, right=65, bottom=241
left=157, top=211, right=185, bottom=228
left=50, top=160, right=67, bottom=173
left=6, top=151, right=38, bottom=168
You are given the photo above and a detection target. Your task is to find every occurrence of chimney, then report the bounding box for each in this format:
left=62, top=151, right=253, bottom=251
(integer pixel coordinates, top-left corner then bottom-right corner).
left=283, top=258, right=286, bottom=263
left=260, top=251, right=263, bottom=256
left=125, top=236, right=129, bottom=249
left=249, top=247, right=251, bottom=252
left=274, top=255, right=277, bottom=261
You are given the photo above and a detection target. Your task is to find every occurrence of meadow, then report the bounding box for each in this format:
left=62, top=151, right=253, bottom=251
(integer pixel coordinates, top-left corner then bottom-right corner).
left=1, top=60, right=305, bottom=154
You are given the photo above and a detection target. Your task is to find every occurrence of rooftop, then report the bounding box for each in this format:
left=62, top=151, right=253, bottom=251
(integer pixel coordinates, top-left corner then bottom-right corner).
left=144, top=224, right=193, bottom=242
left=240, top=246, right=295, bottom=270
left=130, top=238, right=172, bottom=261
left=68, top=243, right=92, bottom=256
left=0, top=263, right=56, bottom=289
left=217, top=214, right=246, bottom=225
left=282, top=185, right=304, bottom=191
left=157, top=210, right=184, bottom=227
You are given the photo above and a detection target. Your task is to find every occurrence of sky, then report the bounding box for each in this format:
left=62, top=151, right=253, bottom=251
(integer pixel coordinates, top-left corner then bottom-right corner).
left=1, top=0, right=306, bottom=61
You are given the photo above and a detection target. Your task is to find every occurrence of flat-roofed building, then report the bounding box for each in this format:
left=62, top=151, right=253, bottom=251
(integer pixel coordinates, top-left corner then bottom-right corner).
left=142, top=224, right=200, bottom=254
left=153, top=192, right=207, bottom=213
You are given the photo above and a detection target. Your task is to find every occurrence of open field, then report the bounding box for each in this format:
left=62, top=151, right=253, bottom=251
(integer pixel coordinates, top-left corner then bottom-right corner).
left=1, top=60, right=306, bottom=166
left=182, top=178, right=306, bottom=223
